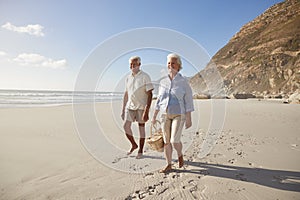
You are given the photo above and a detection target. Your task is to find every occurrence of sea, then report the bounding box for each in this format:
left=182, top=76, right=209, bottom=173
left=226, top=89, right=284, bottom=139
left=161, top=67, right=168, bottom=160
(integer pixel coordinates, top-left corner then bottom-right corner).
left=0, top=89, right=124, bottom=108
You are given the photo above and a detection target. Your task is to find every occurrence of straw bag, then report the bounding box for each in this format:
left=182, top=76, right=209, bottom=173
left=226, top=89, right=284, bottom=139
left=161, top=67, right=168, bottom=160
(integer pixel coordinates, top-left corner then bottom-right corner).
left=147, top=120, right=164, bottom=152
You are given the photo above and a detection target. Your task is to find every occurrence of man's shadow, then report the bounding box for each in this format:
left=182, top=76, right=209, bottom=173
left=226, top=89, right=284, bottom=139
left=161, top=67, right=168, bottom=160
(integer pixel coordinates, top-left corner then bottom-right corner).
left=176, top=160, right=300, bottom=192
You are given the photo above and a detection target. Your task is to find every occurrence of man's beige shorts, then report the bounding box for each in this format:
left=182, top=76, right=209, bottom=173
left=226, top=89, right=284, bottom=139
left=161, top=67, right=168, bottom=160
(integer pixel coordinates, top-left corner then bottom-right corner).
left=160, top=113, right=186, bottom=143
left=125, top=109, right=145, bottom=123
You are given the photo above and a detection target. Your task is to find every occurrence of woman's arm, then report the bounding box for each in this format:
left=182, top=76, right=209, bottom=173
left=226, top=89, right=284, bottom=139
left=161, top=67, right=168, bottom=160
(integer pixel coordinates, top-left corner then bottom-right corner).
left=152, top=109, right=160, bottom=124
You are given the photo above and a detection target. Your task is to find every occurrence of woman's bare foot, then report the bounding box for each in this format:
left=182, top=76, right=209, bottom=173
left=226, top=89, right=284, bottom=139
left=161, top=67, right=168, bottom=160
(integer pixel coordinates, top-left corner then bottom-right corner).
left=178, top=155, right=184, bottom=168
left=136, top=152, right=143, bottom=159
left=127, top=144, right=138, bottom=155
left=159, top=164, right=172, bottom=173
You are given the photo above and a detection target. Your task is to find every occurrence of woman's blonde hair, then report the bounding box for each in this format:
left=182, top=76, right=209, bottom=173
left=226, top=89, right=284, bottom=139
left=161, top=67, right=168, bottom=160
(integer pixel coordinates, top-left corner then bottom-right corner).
left=167, top=53, right=182, bottom=71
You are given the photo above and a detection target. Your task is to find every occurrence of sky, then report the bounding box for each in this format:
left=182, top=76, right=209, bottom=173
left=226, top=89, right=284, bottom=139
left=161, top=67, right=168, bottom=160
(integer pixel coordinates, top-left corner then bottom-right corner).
left=0, top=0, right=283, bottom=92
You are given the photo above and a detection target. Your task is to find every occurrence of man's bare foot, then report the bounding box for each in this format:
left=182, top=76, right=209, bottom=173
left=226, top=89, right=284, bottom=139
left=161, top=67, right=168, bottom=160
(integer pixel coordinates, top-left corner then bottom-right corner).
left=159, top=164, right=172, bottom=173
left=178, top=155, right=184, bottom=168
left=127, top=144, right=138, bottom=155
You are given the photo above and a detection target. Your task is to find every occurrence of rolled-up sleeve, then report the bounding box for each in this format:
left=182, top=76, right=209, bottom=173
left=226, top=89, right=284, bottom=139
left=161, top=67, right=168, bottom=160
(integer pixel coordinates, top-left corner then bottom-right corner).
left=184, top=80, right=194, bottom=113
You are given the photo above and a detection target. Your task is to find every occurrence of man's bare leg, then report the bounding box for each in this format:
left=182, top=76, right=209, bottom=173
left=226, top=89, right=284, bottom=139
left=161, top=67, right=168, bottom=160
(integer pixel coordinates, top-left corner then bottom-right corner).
left=136, top=123, right=145, bottom=159
left=123, top=120, right=138, bottom=155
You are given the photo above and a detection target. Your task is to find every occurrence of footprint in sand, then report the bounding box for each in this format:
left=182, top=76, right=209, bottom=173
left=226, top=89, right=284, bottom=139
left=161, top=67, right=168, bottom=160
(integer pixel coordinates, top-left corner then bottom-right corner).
left=143, top=172, right=154, bottom=178
left=111, top=155, right=127, bottom=164
left=127, top=180, right=167, bottom=199
left=228, top=158, right=237, bottom=164
left=172, top=174, right=180, bottom=179
left=290, top=144, right=299, bottom=151
left=181, top=179, right=199, bottom=198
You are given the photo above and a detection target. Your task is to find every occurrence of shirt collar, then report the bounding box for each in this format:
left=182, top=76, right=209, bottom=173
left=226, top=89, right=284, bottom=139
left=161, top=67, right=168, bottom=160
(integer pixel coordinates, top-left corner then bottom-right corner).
left=131, top=70, right=142, bottom=77
left=168, top=72, right=181, bottom=81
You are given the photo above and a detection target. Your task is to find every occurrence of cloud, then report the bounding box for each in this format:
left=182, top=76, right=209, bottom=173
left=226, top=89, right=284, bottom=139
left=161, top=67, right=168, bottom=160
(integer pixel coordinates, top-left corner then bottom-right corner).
left=0, top=51, right=8, bottom=56
left=13, top=53, right=67, bottom=69
left=2, top=22, right=45, bottom=37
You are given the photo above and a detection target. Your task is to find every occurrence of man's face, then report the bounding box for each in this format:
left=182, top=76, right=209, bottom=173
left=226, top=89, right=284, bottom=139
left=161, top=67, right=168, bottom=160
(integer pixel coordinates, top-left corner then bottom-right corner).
left=130, top=59, right=140, bottom=74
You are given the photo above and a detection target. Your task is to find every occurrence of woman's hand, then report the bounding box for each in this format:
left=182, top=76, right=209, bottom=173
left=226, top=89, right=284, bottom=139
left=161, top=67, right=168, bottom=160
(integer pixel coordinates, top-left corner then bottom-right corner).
left=185, top=112, right=192, bottom=129
left=185, top=119, right=192, bottom=129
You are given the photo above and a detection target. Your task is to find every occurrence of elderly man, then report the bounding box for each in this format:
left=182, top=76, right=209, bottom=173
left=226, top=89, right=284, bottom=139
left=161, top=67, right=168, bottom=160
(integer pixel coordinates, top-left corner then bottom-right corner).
left=121, top=56, right=154, bottom=159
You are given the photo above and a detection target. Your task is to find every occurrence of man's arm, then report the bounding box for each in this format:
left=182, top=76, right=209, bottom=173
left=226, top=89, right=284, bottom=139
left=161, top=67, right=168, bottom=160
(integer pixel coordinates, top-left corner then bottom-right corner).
left=142, top=89, right=153, bottom=122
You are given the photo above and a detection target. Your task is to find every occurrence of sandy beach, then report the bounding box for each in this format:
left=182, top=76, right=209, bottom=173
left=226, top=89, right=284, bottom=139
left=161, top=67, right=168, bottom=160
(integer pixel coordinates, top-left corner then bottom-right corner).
left=0, top=99, right=299, bottom=199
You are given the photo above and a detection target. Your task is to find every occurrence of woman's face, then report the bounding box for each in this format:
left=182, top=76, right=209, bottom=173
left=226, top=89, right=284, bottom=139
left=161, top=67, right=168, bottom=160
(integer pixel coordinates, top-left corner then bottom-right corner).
left=168, top=57, right=180, bottom=73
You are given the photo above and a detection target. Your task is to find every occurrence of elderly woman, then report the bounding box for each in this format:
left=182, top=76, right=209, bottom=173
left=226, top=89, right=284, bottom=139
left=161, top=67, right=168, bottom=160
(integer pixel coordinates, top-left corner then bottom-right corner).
left=152, top=53, right=194, bottom=173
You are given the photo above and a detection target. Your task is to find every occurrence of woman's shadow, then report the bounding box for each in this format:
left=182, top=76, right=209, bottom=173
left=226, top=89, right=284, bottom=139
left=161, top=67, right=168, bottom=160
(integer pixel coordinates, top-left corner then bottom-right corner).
left=176, top=160, right=300, bottom=192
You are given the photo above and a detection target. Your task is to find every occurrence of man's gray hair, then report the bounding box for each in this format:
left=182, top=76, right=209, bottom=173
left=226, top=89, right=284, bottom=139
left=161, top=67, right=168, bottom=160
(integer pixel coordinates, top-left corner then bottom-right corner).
left=129, top=56, right=141, bottom=64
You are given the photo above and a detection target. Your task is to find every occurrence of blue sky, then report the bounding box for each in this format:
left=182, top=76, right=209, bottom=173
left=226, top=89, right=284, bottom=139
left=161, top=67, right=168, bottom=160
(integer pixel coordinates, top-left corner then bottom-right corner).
left=0, top=0, right=282, bottom=91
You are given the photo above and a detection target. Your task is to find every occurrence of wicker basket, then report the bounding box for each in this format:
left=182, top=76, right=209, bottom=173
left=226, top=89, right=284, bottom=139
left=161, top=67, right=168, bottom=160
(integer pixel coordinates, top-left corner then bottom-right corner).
left=147, top=120, right=164, bottom=152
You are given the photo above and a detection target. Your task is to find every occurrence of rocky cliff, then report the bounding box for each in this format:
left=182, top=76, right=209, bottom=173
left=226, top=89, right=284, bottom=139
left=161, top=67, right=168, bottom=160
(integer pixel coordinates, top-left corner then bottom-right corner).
left=190, top=0, right=300, bottom=99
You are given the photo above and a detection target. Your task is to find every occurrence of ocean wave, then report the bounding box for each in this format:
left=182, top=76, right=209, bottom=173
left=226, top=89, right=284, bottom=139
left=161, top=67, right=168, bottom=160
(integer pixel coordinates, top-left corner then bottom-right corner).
left=0, top=89, right=123, bottom=107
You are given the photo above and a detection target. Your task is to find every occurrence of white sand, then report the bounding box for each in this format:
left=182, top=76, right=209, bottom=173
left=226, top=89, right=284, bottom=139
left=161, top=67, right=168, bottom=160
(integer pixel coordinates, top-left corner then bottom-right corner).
left=0, top=100, right=299, bottom=199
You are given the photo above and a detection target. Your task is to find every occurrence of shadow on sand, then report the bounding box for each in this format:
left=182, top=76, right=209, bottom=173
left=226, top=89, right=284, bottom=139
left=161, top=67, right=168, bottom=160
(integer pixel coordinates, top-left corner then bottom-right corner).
left=125, top=153, right=300, bottom=192
left=175, top=161, right=300, bottom=192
